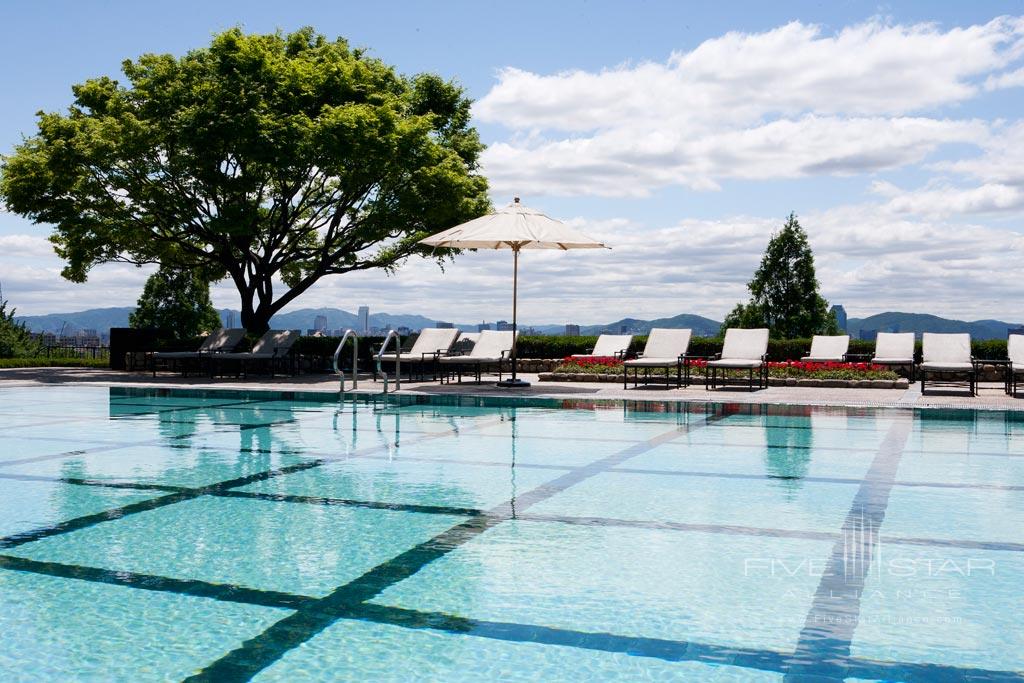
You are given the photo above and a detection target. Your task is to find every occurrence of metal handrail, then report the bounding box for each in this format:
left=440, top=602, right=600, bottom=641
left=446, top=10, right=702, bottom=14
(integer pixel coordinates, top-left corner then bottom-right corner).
left=376, top=329, right=401, bottom=394
left=333, top=329, right=359, bottom=392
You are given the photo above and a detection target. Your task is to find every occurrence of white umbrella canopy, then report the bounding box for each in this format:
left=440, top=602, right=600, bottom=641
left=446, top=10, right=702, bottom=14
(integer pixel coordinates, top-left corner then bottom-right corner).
left=419, top=198, right=608, bottom=387
left=420, top=198, right=607, bottom=250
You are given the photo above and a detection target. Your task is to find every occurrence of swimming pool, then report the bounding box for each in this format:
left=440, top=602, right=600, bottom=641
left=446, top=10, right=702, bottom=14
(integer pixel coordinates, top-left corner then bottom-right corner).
left=0, top=386, right=1021, bottom=681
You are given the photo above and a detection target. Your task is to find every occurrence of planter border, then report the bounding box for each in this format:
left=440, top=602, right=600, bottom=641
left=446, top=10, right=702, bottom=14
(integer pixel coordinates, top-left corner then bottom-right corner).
left=538, top=372, right=910, bottom=389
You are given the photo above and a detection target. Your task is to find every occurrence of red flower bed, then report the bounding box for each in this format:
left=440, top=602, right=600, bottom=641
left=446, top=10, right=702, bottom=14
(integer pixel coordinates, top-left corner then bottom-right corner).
left=560, top=355, right=622, bottom=369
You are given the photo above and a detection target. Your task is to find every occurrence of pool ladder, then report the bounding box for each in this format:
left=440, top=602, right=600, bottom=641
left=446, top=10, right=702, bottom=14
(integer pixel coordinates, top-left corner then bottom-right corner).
left=333, top=329, right=359, bottom=392
left=376, top=329, right=401, bottom=395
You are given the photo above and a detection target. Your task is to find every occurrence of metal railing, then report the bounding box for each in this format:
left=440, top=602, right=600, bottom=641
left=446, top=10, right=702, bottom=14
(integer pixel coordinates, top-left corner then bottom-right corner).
left=376, top=329, right=401, bottom=395
left=44, top=344, right=110, bottom=359
left=332, top=329, right=359, bottom=392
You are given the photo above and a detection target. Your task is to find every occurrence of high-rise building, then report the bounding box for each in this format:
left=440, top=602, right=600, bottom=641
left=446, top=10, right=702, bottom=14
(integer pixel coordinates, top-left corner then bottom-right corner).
left=565, top=324, right=580, bottom=337
left=830, top=304, right=848, bottom=332
left=313, top=314, right=328, bottom=332
left=478, top=322, right=492, bottom=332
left=436, top=321, right=455, bottom=329
left=358, top=306, right=370, bottom=335
left=496, top=320, right=513, bottom=331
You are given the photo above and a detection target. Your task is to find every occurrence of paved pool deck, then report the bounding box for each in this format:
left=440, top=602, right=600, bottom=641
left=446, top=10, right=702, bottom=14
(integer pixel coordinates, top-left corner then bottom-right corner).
left=2, top=367, right=1022, bottom=411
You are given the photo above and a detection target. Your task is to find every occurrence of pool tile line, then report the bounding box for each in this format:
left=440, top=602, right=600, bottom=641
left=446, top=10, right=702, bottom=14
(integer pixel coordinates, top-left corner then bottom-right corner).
left=183, top=412, right=726, bottom=682
left=0, top=551, right=1020, bottom=683
left=0, top=414, right=508, bottom=550
left=785, top=415, right=915, bottom=680
left=0, top=460, right=327, bottom=550
left=4, top=470, right=1020, bottom=553
left=0, top=554, right=309, bottom=611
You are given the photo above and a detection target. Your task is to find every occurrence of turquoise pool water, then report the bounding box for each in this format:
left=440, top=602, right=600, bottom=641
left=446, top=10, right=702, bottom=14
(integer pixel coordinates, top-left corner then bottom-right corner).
left=0, top=386, right=1022, bottom=681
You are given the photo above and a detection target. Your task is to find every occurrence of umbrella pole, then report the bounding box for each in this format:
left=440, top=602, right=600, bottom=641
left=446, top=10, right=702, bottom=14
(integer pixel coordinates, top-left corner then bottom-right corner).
left=498, top=245, right=530, bottom=388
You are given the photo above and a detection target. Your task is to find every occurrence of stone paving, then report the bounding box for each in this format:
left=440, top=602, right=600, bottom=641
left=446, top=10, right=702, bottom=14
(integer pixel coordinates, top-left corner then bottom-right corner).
left=1, top=367, right=1021, bottom=411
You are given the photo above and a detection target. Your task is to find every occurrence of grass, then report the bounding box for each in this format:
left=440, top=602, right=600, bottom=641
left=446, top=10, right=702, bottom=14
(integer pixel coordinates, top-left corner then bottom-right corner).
left=0, top=357, right=110, bottom=369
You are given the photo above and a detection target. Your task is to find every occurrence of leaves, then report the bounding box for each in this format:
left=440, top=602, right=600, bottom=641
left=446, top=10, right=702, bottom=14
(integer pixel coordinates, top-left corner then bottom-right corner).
left=722, top=213, right=838, bottom=338
left=0, top=27, right=490, bottom=332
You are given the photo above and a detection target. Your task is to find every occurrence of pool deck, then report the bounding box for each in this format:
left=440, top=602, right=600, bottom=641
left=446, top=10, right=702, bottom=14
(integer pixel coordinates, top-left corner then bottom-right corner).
left=2, top=367, right=1022, bottom=411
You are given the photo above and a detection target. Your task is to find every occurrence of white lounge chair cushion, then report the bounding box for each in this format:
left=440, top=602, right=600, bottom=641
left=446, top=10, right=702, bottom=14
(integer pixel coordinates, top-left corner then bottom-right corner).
left=801, top=355, right=845, bottom=362
left=153, top=328, right=246, bottom=358
left=872, top=357, right=914, bottom=364
left=720, top=328, right=769, bottom=361
left=409, top=328, right=460, bottom=356
left=1009, top=334, right=1024, bottom=365
left=874, top=332, right=915, bottom=360
left=806, top=335, right=849, bottom=361
left=707, top=358, right=764, bottom=369
left=575, top=334, right=633, bottom=358
left=454, top=330, right=516, bottom=359
left=457, top=332, right=481, bottom=345
left=641, top=328, right=692, bottom=359
left=920, top=362, right=974, bottom=371
left=624, top=357, right=682, bottom=367
left=217, top=330, right=299, bottom=359
left=922, top=332, right=971, bottom=364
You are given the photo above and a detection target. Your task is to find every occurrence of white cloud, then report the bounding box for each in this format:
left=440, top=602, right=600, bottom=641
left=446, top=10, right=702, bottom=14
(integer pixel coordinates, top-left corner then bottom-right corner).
left=476, top=17, right=1024, bottom=196
left=984, top=66, right=1024, bottom=90
left=0, top=234, right=56, bottom=258
left=479, top=18, right=1024, bottom=130
left=484, top=116, right=988, bottom=195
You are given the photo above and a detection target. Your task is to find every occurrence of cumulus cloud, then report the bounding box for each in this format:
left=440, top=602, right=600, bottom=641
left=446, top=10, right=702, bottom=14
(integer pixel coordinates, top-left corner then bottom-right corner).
left=476, top=17, right=1024, bottom=196
left=484, top=116, right=988, bottom=195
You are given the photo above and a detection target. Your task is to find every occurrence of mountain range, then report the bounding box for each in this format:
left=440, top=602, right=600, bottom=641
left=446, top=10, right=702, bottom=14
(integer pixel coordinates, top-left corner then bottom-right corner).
left=14, top=307, right=1024, bottom=340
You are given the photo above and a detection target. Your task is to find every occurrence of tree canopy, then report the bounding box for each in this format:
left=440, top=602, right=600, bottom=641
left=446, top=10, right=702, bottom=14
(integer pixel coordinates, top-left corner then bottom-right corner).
left=0, top=28, right=490, bottom=332
left=129, top=265, right=222, bottom=338
left=722, top=213, right=838, bottom=338
left=0, top=289, right=41, bottom=358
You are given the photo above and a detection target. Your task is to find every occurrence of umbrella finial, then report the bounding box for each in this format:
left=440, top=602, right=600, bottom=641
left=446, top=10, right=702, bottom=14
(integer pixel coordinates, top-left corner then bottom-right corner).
left=513, top=196, right=520, bottom=204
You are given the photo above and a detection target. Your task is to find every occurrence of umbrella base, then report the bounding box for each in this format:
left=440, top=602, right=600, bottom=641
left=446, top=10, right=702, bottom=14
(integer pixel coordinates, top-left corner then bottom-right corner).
left=496, top=378, right=532, bottom=388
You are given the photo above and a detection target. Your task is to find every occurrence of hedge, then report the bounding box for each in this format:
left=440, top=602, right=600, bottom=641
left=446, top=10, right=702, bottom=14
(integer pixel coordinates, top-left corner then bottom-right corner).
left=0, top=357, right=110, bottom=369
left=131, top=332, right=1014, bottom=368
left=515, top=335, right=1010, bottom=362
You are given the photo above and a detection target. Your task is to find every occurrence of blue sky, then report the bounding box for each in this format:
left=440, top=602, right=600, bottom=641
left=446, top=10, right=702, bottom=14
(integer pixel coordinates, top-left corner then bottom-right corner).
left=2, top=1, right=1024, bottom=324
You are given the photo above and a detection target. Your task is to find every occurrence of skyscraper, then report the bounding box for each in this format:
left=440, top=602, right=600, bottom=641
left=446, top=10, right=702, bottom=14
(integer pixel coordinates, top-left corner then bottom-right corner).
left=496, top=320, right=513, bottom=331
left=565, top=324, right=580, bottom=336
left=313, top=314, right=328, bottom=332
left=830, top=304, right=848, bottom=332
left=358, top=306, right=369, bottom=335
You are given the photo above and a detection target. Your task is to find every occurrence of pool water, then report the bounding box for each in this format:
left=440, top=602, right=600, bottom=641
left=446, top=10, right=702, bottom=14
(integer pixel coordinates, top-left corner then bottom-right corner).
left=0, top=386, right=1022, bottom=681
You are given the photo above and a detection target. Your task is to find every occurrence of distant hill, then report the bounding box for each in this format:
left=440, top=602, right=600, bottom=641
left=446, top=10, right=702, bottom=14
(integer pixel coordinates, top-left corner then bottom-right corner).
left=14, top=307, right=135, bottom=335
left=579, top=313, right=722, bottom=337
left=846, top=313, right=1023, bottom=340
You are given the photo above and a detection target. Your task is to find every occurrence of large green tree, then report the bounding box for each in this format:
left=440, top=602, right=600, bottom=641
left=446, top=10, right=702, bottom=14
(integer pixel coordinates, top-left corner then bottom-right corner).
left=722, top=213, right=838, bottom=338
left=0, top=28, right=489, bottom=332
left=129, top=265, right=222, bottom=338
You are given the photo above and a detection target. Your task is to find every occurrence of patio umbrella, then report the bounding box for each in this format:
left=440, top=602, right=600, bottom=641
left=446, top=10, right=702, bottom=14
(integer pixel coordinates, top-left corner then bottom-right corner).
left=420, top=198, right=608, bottom=387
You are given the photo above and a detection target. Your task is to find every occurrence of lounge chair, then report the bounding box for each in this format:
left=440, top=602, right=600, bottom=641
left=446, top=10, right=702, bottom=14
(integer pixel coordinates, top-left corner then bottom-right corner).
left=871, top=332, right=916, bottom=381
left=377, top=328, right=460, bottom=381
left=438, top=330, right=516, bottom=384
left=622, top=328, right=692, bottom=388
left=1007, top=334, right=1024, bottom=396
left=801, top=335, right=850, bottom=362
left=151, top=328, right=246, bottom=377
left=920, top=332, right=978, bottom=396
left=213, top=330, right=301, bottom=378
left=573, top=334, right=633, bottom=361
left=706, top=328, right=770, bottom=391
